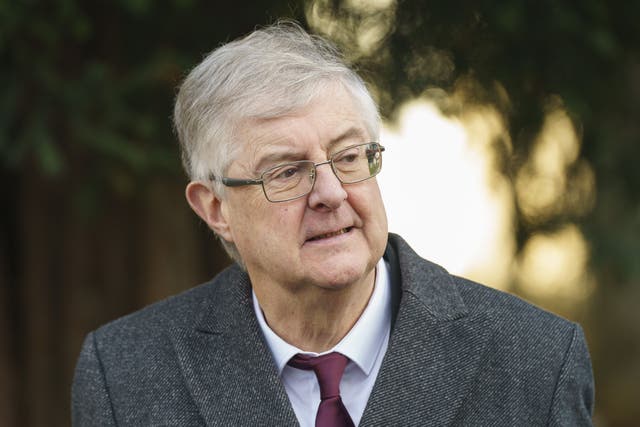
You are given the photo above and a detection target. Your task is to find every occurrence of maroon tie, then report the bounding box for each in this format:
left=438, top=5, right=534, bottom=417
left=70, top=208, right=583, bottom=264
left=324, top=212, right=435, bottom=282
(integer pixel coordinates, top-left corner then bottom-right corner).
left=288, top=352, right=355, bottom=427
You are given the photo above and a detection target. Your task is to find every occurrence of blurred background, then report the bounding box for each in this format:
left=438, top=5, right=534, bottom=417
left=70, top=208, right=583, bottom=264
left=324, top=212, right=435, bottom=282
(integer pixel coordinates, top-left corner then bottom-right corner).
left=1, top=1, right=638, bottom=426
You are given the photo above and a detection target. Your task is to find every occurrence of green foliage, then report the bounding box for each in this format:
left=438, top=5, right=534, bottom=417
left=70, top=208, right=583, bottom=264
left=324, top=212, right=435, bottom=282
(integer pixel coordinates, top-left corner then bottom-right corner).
left=322, top=0, right=640, bottom=276
left=2, top=1, right=636, bottom=266
left=1, top=0, right=304, bottom=196
left=2, top=0, right=637, bottom=275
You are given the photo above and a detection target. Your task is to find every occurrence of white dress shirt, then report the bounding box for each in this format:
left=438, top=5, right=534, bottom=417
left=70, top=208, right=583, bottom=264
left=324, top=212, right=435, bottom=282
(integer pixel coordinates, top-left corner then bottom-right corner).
left=252, top=258, right=392, bottom=427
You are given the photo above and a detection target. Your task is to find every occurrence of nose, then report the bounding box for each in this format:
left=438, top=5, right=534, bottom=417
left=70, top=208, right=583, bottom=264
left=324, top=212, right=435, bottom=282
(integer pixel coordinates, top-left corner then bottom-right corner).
left=307, top=162, right=347, bottom=210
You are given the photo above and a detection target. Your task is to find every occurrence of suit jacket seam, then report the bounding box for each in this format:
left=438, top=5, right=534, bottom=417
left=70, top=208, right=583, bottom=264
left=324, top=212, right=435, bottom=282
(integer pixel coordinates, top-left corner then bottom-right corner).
left=91, top=331, right=119, bottom=426
left=168, top=327, right=209, bottom=424
left=544, top=322, right=579, bottom=426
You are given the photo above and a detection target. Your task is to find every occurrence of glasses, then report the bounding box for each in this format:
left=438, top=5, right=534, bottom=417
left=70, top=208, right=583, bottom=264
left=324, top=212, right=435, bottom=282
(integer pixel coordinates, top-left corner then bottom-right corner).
left=211, top=142, right=385, bottom=202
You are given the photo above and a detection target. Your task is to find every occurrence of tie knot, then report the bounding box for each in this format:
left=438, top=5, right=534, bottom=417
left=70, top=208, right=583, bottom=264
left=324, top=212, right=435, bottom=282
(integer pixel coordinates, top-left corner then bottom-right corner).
left=288, top=352, right=349, bottom=400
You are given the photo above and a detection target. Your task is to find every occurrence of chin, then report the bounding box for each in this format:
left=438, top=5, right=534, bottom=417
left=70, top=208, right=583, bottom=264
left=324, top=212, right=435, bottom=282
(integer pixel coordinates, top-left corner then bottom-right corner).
left=308, top=261, right=372, bottom=290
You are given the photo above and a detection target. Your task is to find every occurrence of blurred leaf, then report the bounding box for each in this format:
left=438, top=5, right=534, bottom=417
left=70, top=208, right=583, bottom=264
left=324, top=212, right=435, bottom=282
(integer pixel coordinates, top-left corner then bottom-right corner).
left=35, top=132, right=64, bottom=176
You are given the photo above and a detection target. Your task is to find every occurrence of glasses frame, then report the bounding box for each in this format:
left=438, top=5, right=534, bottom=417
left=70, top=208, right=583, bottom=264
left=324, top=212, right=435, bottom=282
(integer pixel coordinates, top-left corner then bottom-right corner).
left=210, top=142, right=385, bottom=203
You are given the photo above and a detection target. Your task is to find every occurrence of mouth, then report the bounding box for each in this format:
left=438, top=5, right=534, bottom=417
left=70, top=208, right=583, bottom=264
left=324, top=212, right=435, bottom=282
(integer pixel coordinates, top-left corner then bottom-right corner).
left=307, top=227, right=353, bottom=242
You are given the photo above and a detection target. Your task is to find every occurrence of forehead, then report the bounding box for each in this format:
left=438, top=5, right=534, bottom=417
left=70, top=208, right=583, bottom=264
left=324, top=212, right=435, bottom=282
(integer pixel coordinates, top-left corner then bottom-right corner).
left=234, top=86, right=371, bottom=169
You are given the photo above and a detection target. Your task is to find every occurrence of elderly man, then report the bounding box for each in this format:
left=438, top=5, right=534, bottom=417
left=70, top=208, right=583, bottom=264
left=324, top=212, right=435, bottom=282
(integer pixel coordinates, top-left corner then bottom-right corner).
left=72, top=23, right=594, bottom=426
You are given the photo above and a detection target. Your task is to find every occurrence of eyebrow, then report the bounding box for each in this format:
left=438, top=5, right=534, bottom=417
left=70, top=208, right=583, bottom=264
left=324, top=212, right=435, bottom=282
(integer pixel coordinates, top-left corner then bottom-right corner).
left=251, top=126, right=369, bottom=173
left=326, top=127, right=369, bottom=152
left=252, top=150, right=304, bottom=174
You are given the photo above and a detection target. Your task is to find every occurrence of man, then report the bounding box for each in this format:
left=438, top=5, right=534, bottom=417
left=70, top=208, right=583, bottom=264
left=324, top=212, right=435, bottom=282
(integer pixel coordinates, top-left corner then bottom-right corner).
left=72, top=22, right=594, bottom=426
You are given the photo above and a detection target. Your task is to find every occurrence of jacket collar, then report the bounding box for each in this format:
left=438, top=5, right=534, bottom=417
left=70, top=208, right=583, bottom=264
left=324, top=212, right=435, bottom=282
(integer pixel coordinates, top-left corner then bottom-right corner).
left=173, top=266, right=298, bottom=425
left=361, top=233, right=493, bottom=426
left=193, top=265, right=253, bottom=334
left=386, top=233, right=469, bottom=321
left=176, top=233, right=490, bottom=426
left=193, top=232, right=470, bottom=334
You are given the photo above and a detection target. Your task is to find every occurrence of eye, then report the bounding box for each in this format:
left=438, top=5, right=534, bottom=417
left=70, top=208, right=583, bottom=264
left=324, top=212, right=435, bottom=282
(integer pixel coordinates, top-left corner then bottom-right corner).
left=340, top=153, right=358, bottom=163
left=277, top=166, right=299, bottom=179
left=265, top=164, right=302, bottom=182
left=334, top=148, right=360, bottom=164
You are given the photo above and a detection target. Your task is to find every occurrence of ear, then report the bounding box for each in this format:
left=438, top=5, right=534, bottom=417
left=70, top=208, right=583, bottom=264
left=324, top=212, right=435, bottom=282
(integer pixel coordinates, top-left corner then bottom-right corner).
left=185, top=181, right=234, bottom=243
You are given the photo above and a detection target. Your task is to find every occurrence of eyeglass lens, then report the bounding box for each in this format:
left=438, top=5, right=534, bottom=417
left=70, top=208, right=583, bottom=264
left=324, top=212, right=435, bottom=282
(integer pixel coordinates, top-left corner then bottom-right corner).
left=262, top=143, right=382, bottom=202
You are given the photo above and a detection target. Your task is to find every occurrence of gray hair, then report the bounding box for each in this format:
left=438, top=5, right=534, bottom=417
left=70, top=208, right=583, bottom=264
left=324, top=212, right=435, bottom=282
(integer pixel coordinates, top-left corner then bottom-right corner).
left=173, top=21, right=380, bottom=263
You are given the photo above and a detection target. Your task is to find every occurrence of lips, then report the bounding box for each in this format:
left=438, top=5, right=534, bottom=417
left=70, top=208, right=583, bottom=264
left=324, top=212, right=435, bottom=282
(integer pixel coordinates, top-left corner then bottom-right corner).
left=307, top=227, right=353, bottom=242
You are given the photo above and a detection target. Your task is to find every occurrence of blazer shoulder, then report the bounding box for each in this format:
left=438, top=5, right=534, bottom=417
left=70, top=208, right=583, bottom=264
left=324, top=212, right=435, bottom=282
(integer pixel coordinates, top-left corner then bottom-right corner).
left=381, top=234, right=594, bottom=425
left=454, top=275, right=575, bottom=329
left=388, top=233, right=585, bottom=350
left=91, top=263, right=243, bottom=346
left=450, top=274, right=590, bottom=369
left=72, top=264, right=253, bottom=426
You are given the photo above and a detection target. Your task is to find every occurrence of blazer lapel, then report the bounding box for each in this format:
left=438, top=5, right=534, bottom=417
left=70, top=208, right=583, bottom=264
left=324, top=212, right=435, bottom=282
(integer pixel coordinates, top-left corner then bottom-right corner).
left=360, top=235, right=494, bottom=426
left=170, top=234, right=491, bottom=426
left=171, top=267, right=298, bottom=426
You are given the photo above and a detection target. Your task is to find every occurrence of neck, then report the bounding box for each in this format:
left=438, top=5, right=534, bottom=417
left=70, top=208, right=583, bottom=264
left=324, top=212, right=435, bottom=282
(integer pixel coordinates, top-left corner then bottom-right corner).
left=253, top=270, right=376, bottom=353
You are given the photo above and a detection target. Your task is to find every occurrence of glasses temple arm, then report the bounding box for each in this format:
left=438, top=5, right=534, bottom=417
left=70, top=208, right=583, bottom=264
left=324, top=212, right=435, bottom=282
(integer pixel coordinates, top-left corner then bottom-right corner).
left=209, top=174, right=263, bottom=187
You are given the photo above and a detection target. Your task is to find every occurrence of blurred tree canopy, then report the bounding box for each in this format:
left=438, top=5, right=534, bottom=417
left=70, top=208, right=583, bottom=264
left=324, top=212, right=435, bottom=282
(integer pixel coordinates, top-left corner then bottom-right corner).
left=1, top=0, right=301, bottom=206
left=1, top=0, right=639, bottom=426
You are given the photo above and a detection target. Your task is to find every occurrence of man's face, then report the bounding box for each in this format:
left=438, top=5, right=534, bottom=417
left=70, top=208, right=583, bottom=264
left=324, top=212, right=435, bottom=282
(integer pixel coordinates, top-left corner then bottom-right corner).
left=218, top=84, right=388, bottom=295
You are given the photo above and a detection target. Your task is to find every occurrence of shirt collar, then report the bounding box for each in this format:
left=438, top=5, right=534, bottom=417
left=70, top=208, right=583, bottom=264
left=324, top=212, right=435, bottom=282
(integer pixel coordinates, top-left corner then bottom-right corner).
left=252, top=258, right=392, bottom=376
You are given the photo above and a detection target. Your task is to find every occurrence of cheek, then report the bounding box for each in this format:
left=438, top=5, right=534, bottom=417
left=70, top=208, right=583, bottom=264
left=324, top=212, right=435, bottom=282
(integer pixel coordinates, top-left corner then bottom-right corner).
left=274, top=205, right=303, bottom=231
left=263, top=204, right=304, bottom=238
left=351, top=185, right=384, bottom=216
left=225, top=194, right=267, bottom=242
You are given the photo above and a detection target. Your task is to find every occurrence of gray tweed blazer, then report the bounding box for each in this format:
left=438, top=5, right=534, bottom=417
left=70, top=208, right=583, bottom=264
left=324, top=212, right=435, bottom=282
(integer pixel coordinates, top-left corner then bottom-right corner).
left=72, top=233, right=594, bottom=426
